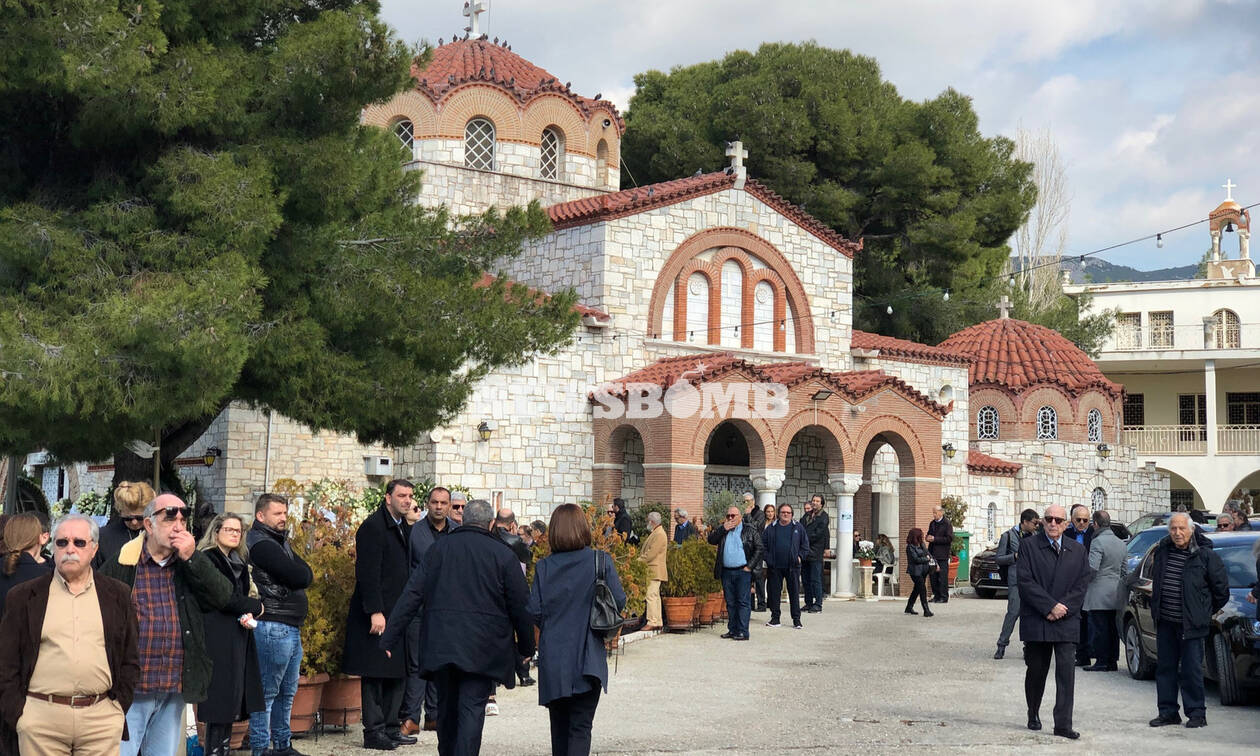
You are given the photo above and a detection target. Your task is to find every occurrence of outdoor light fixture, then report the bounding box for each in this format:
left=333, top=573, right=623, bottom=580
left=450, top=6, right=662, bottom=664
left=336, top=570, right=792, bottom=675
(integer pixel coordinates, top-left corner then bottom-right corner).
left=942, top=443, right=956, bottom=460
left=1096, top=443, right=1111, bottom=459
left=1156, top=233, right=1164, bottom=248
left=202, top=447, right=222, bottom=467
left=477, top=421, right=494, bottom=442
left=810, top=389, right=833, bottom=402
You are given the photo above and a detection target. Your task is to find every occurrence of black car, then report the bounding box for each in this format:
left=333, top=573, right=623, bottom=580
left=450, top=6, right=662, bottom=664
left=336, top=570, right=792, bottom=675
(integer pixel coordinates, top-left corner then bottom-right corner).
left=969, top=546, right=1006, bottom=598
left=1122, top=531, right=1260, bottom=705
left=1124, top=524, right=1215, bottom=576
left=1128, top=511, right=1221, bottom=536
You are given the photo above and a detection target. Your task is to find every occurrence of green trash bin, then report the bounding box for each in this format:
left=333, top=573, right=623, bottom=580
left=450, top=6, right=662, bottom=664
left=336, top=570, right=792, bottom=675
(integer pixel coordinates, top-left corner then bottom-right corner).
left=954, top=530, right=971, bottom=585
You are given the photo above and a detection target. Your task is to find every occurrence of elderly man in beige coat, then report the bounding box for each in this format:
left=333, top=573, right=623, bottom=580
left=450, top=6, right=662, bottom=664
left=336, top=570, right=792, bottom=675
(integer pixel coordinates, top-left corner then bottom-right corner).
left=640, top=511, right=668, bottom=631
left=1083, top=510, right=1127, bottom=671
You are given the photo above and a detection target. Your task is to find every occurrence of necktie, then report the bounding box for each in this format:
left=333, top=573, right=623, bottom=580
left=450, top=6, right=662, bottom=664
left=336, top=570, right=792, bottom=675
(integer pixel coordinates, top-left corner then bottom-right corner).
left=1052, top=540, right=1061, bottom=556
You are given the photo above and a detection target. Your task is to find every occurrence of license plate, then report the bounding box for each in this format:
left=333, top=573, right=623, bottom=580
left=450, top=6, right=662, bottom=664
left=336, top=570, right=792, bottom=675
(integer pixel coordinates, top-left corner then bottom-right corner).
left=989, top=572, right=1001, bottom=580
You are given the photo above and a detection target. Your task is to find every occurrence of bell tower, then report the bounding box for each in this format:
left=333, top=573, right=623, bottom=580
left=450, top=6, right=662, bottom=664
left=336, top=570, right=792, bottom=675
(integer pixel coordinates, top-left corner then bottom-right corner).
left=1206, top=178, right=1253, bottom=279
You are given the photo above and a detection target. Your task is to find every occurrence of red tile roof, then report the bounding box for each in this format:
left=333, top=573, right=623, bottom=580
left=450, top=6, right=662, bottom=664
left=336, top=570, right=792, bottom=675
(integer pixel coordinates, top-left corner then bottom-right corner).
left=939, top=318, right=1123, bottom=399
left=966, top=450, right=1022, bottom=477
left=475, top=273, right=609, bottom=322
left=546, top=172, right=862, bottom=257
left=851, top=330, right=972, bottom=366
left=597, top=353, right=948, bottom=417
left=413, top=37, right=622, bottom=130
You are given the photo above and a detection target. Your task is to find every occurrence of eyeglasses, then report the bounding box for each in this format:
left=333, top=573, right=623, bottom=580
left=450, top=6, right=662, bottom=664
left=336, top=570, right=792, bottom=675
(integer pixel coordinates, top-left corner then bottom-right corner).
left=158, top=506, right=191, bottom=521
left=726, top=514, right=739, bottom=519
left=1073, top=518, right=1089, bottom=524
left=55, top=537, right=90, bottom=549
left=219, top=526, right=242, bottom=535
left=451, top=504, right=465, bottom=511
left=120, top=515, right=145, bottom=523
left=1043, top=516, right=1066, bottom=524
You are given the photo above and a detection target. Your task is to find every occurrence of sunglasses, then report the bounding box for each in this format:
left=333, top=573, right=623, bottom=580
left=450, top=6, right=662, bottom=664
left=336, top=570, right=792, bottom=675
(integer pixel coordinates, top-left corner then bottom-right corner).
left=55, top=537, right=90, bottom=549
left=1043, top=516, right=1066, bottom=524
left=451, top=504, right=466, bottom=511
left=157, top=506, right=191, bottom=521
left=726, top=514, right=739, bottom=519
left=120, top=514, right=145, bottom=523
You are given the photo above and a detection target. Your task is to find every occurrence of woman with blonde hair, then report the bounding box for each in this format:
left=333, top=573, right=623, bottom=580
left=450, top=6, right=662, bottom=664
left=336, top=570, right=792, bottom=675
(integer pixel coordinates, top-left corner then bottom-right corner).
left=0, top=513, right=52, bottom=616
left=196, top=513, right=265, bottom=756
left=94, top=480, right=156, bottom=568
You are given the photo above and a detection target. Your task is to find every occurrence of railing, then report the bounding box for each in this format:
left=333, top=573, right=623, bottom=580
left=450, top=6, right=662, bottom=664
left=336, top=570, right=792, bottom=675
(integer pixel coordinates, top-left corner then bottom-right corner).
left=1123, top=425, right=1206, bottom=455
left=1218, top=425, right=1260, bottom=455
left=1148, top=325, right=1175, bottom=349
left=1104, top=322, right=1255, bottom=353
left=1115, top=328, right=1143, bottom=350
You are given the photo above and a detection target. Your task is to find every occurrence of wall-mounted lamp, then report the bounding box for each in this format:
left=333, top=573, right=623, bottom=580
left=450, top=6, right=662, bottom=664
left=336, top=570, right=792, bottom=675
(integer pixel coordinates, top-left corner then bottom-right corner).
left=477, top=421, right=495, bottom=442
left=1096, top=443, right=1111, bottom=459
left=942, top=443, right=956, bottom=460
left=202, top=447, right=223, bottom=467
left=810, top=389, right=834, bottom=402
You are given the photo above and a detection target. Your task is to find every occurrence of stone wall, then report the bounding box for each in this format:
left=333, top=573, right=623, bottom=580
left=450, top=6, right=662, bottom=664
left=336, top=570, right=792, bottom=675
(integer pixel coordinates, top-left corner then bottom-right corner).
left=408, top=156, right=605, bottom=218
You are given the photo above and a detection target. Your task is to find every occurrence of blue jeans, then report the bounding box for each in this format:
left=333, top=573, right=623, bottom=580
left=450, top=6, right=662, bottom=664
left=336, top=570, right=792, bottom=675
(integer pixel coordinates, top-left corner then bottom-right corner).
left=721, top=567, right=751, bottom=638
left=803, top=559, right=824, bottom=608
left=120, top=691, right=183, bottom=756
left=1155, top=620, right=1206, bottom=719
left=250, top=621, right=303, bottom=752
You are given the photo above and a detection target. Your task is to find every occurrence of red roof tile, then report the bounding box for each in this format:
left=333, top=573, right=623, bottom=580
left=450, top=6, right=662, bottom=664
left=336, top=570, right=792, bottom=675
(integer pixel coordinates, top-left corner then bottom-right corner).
left=475, top=273, right=609, bottom=322
left=938, top=319, right=1123, bottom=399
left=413, top=38, right=622, bottom=130
left=546, top=172, right=862, bottom=257
left=967, top=450, right=1022, bottom=477
left=851, top=330, right=972, bottom=366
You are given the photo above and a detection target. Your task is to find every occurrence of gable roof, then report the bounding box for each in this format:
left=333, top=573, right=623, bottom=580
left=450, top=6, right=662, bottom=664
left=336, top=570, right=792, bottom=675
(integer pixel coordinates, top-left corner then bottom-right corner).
left=851, top=330, right=972, bottom=367
left=967, top=450, right=1023, bottom=477
left=546, top=172, right=862, bottom=257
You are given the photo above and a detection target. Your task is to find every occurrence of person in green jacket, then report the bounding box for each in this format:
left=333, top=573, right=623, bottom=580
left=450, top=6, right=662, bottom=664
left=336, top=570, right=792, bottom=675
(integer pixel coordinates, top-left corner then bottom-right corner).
left=100, top=493, right=232, bottom=756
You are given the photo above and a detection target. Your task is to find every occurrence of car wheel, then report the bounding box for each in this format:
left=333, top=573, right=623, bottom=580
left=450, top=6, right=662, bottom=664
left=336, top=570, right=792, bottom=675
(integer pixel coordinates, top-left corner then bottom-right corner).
left=1124, top=618, right=1155, bottom=680
left=975, top=587, right=995, bottom=599
left=1213, top=633, right=1242, bottom=706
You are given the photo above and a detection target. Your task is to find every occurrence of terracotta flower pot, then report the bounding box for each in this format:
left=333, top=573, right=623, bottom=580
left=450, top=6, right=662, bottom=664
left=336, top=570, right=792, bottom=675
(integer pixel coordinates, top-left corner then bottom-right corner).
left=708, top=591, right=724, bottom=623
left=859, top=558, right=873, bottom=567
left=948, top=555, right=959, bottom=584
left=662, top=596, right=696, bottom=629
left=698, top=595, right=716, bottom=624
left=290, top=673, right=328, bottom=734
left=194, top=719, right=250, bottom=750
left=319, top=674, right=362, bottom=727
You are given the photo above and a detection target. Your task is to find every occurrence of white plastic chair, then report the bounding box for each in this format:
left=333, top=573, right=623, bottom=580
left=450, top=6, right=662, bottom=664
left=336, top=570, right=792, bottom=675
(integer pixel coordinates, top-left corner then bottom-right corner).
left=873, top=564, right=896, bottom=597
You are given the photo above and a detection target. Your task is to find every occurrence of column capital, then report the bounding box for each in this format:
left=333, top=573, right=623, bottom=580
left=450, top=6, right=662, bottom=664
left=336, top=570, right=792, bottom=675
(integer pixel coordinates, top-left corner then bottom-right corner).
left=827, top=473, right=864, bottom=496
left=749, top=468, right=786, bottom=491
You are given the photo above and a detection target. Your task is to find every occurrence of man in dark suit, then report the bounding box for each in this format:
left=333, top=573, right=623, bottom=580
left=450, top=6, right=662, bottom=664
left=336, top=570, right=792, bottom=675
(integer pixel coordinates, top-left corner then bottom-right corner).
left=400, top=485, right=452, bottom=735
left=343, top=479, right=417, bottom=751
left=1063, top=504, right=1096, bottom=666
left=1018, top=503, right=1094, bottom=740
left=926, top=505, right=954, bottom=602
left=672, top=509, right=696, bottom=543
left=801, top=494, right=830, bottom=613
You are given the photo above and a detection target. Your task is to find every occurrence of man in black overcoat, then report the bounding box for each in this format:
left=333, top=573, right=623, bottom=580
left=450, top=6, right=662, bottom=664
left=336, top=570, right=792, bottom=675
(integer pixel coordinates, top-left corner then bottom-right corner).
left=1017, top=503, right=1094, bottom=740
left=926, top=505, right=954, bottom=602
left=416, top=499, right=535, bottom=756
left=343, top=479, right=416, bottom=751
left=1063, top=504, right=1097, bottom=666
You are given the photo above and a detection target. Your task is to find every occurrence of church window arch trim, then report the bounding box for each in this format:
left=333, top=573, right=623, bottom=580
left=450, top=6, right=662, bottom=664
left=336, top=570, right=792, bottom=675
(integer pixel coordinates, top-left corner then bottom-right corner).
left=464, top=117, right=497, bottom=171
left=392, top=118, right=415, bottom=157
left=1037, top=406, right=1058, bottom=440
left=977, top=406, right=999, bottom=440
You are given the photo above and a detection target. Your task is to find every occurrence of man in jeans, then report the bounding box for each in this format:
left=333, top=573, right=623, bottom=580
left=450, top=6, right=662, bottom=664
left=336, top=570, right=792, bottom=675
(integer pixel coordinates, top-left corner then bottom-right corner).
left=99, top=494, right=231, bottom=756
left=708, top=504, right=764, bottom=640
left=247, top=493, right=314, bottom=756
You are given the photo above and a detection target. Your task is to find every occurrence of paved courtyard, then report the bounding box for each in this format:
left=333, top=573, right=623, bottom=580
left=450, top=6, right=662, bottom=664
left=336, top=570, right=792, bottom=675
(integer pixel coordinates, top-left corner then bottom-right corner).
left=299, top=592, right=1257, bottom=755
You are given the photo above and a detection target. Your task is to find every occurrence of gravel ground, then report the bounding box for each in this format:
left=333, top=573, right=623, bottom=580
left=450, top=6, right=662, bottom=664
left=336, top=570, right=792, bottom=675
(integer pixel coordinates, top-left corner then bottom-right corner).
left=292, top=592, right=1257, bottom=755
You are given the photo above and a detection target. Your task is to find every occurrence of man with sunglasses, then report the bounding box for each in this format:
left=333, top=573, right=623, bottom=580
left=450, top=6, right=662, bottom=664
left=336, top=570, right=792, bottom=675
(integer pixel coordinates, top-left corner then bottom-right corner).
left=1063, top=504, right=1097, bottom=667
left=99, top=494, right=232, bottom=756
left=708, top=505, right=764, bottom=641
left=0, top=513, right=139, bottom=756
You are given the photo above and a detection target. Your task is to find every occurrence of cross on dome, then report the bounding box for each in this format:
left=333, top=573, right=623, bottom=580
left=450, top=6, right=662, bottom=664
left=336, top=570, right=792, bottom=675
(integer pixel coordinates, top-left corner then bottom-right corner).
left=463, top=1, right=487, bottom=37
left=726, top=140, right=748, bottom=189
left=1222, top=178, right=1237, bottom=201
left=996, top=294, right=1011, bottom=320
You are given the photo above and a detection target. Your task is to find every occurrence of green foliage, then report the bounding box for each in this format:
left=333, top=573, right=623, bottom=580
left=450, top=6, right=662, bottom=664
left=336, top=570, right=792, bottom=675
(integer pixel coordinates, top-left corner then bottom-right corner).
left=629, top=501, right=672, bottom=539
left=663, top=536, right=718, bottom=597
left=622, top=42, right=1036, bottom=344
left=705, top=489, right=740, bottom=531
left=0, top=2, right=580, bottom=462
left=526, top=504, right=650, bottom=618
left=53, top=491, right=110, bottom=518
left=941, top=495, right=968, bottom=529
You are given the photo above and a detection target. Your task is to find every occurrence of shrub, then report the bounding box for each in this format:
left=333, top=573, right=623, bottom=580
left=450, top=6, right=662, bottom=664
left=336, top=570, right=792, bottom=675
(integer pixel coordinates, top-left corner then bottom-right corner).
left=629, top=501, right=672, bottom=539
left=526, top=504, right=649, bottom=618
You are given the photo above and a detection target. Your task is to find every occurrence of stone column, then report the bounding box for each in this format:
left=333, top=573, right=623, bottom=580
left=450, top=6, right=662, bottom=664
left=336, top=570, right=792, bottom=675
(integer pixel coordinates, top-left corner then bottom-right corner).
left=828, top=474, right=863, bottom=599
left=1205, top=359, right=1218, bottom=457
left=750, top=469, right=785, bottom=514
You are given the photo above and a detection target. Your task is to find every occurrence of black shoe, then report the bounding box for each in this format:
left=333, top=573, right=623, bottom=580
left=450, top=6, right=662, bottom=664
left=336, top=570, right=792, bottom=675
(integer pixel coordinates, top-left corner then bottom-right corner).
left=519, top=676, right=536, bottom=686
left=273, top=746, right=307, bottom=756
left=905, top=608, right=918, bottom=615
left=363, top=732, right=398, bottom=751
left=1053, top=729, right=1080, bottom=740
left=386, top=731, right=417, bottom=745
left=766, top=620, right=781, bottom=627
left=994, top=645, right=1005, bottom=660
left=732, top=634, right=749, bottom=641
left=753, top=604, right=767, bottom=612
left=1083, top=663, right=1116, bottom=671
left=1185, top=717, right=1206, bottom=729
left=1027, top=714, right=1041, bottom=731
left=923, top=609, right=934, bottom=617
left=792, top=622, right=803, bottom=629
left=1149, top=715, right=1181, bottom=727
left=1075, top=659, right=1091, bottom=667
left=720, top=631, right=734, bottom=639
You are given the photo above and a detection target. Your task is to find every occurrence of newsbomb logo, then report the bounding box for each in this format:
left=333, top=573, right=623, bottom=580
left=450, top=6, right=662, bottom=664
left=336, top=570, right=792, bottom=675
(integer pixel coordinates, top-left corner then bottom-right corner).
left=591, top=364, right=789, bottom=420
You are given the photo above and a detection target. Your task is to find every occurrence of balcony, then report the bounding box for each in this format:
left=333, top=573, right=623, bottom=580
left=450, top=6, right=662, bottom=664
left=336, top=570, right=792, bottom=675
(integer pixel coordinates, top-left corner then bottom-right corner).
left=1123, top=425, right=1260, bottom=455
left=1109, top=323, right=1251, bottom=352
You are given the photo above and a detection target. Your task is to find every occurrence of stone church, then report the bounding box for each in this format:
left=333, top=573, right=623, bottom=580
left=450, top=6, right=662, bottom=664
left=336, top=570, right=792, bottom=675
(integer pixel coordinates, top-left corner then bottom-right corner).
left=63, top=11, right=1165, bottom=590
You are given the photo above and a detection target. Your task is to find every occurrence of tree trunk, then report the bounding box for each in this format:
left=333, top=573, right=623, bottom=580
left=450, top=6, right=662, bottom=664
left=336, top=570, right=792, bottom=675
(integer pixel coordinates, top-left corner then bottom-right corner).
left=110, top=406, right=227, bottom=491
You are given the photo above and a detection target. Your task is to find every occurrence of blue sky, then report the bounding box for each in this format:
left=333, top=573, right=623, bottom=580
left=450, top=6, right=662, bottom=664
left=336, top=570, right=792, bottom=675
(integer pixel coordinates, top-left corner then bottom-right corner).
left=379, top=1, right=1259, bottom=271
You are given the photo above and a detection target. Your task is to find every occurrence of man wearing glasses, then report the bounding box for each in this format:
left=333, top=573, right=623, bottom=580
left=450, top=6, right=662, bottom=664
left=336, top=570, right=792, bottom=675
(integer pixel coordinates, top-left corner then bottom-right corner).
left=402, top=486, right=454, bottom=735
left=100, top=494, right=232, bottom=756
left=708, top=505, right=765, bottom=641
left=0, top=513, right=139, bottom=756
left=1063, top=504, right=1097, bottom=667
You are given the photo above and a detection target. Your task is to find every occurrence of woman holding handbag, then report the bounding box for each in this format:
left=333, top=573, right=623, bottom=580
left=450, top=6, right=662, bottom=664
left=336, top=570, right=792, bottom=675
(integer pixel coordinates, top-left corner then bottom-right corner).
left=904, top=527, right=934, bottom=617
left=527, top=504, right=626, bottom=756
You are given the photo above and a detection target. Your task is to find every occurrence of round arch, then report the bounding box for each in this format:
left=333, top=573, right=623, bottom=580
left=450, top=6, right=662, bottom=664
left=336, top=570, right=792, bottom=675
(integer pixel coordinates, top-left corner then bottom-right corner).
left=773, top=409, right=850, bottom=475
left=521, top=94, right=590, bottom=154
left=435, top=84, right=524, bottom=141
left=685, top=415, right=771, bottom=470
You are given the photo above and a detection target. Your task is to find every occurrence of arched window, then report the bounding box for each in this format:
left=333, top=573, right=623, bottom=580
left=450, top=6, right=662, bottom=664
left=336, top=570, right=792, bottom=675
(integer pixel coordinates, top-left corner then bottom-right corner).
left=540, top=127, right=563, bottom=180
left=596, top=139, right=609, bottom=186
left=1037, top=406, right=1058, bottom=440
left=1091, top=487, right=1107, bottom=511
left=1209, top=308, right=1240, bottom=349
left=977, top=406, right=999, bottom=440
left=392, top=119, right=414, bottom=157
left=986, top=502, right=997, bottom=540
left=464, top=117, right=496, bottom=170
left=1087, top=408, right=1102, bottom=443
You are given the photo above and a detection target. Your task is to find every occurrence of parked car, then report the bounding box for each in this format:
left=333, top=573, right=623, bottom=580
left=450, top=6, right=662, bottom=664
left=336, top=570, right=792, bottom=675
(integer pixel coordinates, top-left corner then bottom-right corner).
left=1122, top=531, right=1260, bottom=705
left=1123, top=524, right=1215, bottom=576
left=969, top=546, right=1005, bottom=598
left=1128, top=511, right=1220, bottom=536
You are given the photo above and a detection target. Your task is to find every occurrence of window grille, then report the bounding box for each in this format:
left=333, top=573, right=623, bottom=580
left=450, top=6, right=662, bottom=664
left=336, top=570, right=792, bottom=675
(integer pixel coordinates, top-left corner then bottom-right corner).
left=540, top=128, right=562, bottom=180
left=1087, top=409, right=1102, bottom=443
left=1037, top=406, right=1058, bottom=440
left=1091, top=487, right=1106, bottom=511
left=393, top=119, right=414, bottom=156
left=464, top=118, right=496, bottom=170
left=977, top=406, right=999, bottom=440
left=1149, top=311, right=1174, bottom=348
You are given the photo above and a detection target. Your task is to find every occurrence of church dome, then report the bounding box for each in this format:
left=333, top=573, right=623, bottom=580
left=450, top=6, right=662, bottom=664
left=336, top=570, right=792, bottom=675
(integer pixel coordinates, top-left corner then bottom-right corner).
left=939, top=318, right=1122, bottom=398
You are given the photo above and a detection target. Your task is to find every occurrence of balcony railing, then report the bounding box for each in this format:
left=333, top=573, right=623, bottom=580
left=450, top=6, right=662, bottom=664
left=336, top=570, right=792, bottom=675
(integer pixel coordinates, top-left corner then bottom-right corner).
left=1115, top=328, right=1143, bottom=350
left=1123, top=424, right=1260, bottom=455
left=1108, top=323, right=1253, bottom=352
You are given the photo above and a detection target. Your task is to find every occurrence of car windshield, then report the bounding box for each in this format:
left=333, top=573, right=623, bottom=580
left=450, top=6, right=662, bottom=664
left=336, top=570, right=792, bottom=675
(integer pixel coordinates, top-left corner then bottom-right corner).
left=1127, top=529, right=1163, bottom=557
left=1216, top=545, right=1259, bottom=589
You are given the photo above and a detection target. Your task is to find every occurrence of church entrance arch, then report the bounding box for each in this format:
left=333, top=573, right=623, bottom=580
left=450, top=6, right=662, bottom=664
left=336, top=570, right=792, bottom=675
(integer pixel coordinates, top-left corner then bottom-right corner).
left=703, top=420, right=758, bottom=522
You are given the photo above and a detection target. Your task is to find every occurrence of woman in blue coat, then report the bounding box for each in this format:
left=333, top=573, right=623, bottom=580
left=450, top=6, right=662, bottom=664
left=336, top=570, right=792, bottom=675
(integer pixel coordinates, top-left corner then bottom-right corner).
left=527, top=504, right=626, bottom=756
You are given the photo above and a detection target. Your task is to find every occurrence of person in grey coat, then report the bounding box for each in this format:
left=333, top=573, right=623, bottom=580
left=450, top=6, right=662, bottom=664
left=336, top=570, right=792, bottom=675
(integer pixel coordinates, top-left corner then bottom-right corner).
left=1083, top=510, right=1127, bottom=671
left=993, top=509, right=1039, bottom=659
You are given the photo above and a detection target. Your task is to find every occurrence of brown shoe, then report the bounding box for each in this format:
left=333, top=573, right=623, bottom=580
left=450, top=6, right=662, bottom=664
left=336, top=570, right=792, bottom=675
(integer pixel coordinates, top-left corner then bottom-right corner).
left=422, top=720, right=438, bottom=732
left=641, top=624, right=663, bottom=631
left=400, top=719, right=420, bottom=736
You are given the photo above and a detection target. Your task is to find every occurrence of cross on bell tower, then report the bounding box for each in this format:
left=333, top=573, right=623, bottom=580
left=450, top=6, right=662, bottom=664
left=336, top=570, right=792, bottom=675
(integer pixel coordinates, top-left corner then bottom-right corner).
left=463, top=1, right=487, bottom=37
left=725, top=140, right=748, bottom=190
left=1223, top=178, right=1236, bottom=201
left=996, top=295, right=1011, bottom=320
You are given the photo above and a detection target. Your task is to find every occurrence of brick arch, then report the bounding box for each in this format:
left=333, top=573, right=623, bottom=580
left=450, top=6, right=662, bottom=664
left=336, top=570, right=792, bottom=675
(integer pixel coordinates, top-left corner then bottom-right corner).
left=1077, top=391, right=1121, bottom=444
left=1019, top=386, right=1076, bottom=441
left=970, top=388, right=1018, bottom=441
left=685, top=416, right=771, bottom=469
left=434, top=84, right=524, bottom=141
left=854, top=413, right=938, bottom=480
left=588, top=113, right=620, bottom=165
left=598, top=422, right=657, bottom=465
left=521, top=95, right=589, bottom=154
left=648, top=228, right=815, bottom=353
left=674, top=266, right=719, bottom=343
left=362, top=90, right=439, bottom=132
left=773, top=409, right=850, bottom=475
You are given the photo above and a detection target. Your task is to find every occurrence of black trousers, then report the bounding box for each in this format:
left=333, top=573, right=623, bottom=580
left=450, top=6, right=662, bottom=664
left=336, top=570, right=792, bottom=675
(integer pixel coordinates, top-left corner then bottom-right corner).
left=434, top=668, right=495, bottom=756
left=1088, top=610, right=1118, bottom=666
left=361, top=675, right=405, bottom=736
left=906, top=573, right=930, bottom=612
left=547, top=683, right=601, bottom=756
left=930, top=555, right=950, bottom=600
left=752, top=567, right=766, bottom=608
left=766, top=565, right=801, bottom=623
left=1024, top=641, right=1076, bottom=730
left=1075, top=611, right=1091, bottom=663
left=401, top=617, right=428, bottom=723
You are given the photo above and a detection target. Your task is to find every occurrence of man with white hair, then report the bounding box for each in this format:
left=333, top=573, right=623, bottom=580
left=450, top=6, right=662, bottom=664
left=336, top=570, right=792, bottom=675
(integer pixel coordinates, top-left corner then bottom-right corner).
left=449, top=490, right=467, bottom=526
left=640, top=511, right=668, bottom=631
left=672, top=509, right=696, bottom=543
left=1146, top=511, right=1228, bottom=729
left=0, top=514, right=140, bottom=755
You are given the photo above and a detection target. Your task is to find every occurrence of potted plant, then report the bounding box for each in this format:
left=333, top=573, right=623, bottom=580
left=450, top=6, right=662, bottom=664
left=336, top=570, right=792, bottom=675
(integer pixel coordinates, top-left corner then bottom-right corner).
left=855, top=540, right=876, bottom=567
left=661, top=537, right=704, bottom=629
left=941, top=495, right=968, bottom=584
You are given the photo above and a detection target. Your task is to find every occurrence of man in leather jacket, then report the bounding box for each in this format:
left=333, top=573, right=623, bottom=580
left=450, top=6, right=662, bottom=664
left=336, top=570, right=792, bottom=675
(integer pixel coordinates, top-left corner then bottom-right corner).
left=993, top=508, right=1039, bottom=659
left=708, top=505, right=765, bottom=641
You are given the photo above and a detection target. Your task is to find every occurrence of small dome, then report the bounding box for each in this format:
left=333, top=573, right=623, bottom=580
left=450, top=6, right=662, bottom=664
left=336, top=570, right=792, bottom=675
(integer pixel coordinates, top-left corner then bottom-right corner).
left=939, top=318, right=1122, bottom=398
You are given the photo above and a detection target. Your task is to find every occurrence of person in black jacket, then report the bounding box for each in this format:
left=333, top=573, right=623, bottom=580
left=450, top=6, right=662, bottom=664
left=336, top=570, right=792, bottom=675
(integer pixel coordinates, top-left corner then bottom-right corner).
left=344, top=480, right=417, bottom=751
left=761, top=503, right=810, bottom=629
left=993, top=509, right=1039, bottom=658
left=1017, top=504, right=1094, bottom=740
left=196, top=514, right=264, bottom=756
left=608, top=498, right=637, bottom=546
left=904, top=527, right=933, bottom=617
left=801, top=494, right=829, bottom=614
left=1063, top=504, right=1096, bottom=666
left=401, top=486, right=453, bottom=735
left=708, top=503, right=765, bottom=641
left=925, top=505, right=953, bottom=603
left=1147, top=513, right=1229, bottom=729
left=671, top=509, right=696, bottom=543
left=92, top=480, right=154, bottom=569
left=0, top=513, right=53, bottom=617
left=748, top=501, right=772, bottom=612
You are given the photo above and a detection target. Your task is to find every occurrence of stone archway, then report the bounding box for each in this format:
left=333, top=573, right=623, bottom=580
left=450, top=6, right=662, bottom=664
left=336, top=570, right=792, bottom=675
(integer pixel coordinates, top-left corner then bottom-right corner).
left=855, top=423, right=938, bottom=595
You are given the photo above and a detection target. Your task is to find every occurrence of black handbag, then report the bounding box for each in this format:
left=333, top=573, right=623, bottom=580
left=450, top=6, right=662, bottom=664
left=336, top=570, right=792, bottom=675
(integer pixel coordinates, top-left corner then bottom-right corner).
left=590, top=550, right=624, bottom=641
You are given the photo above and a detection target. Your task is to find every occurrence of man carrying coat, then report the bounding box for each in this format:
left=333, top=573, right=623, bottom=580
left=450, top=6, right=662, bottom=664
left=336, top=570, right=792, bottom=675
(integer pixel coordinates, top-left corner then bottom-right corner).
left=1147, top=512, right=1229, bottom=729
left=343, top=479, right=417, bottom=751
left=761, top=503, right=810, bottom=630
left=1017, top=504, right=1094, bottom=740
left=1083, top=510, right=1127, bottom=672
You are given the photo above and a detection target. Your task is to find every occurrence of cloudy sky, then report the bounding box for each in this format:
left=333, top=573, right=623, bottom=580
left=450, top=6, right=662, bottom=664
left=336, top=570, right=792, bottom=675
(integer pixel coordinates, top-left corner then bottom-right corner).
left=380, top=0, right=1259, bottom=271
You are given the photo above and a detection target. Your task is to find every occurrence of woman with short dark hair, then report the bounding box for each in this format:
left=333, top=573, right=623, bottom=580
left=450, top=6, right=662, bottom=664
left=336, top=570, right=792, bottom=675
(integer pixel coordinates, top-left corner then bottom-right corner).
left=527, top=504, right=625, bottom=756
left=905, top=527, right=933, bottom=617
